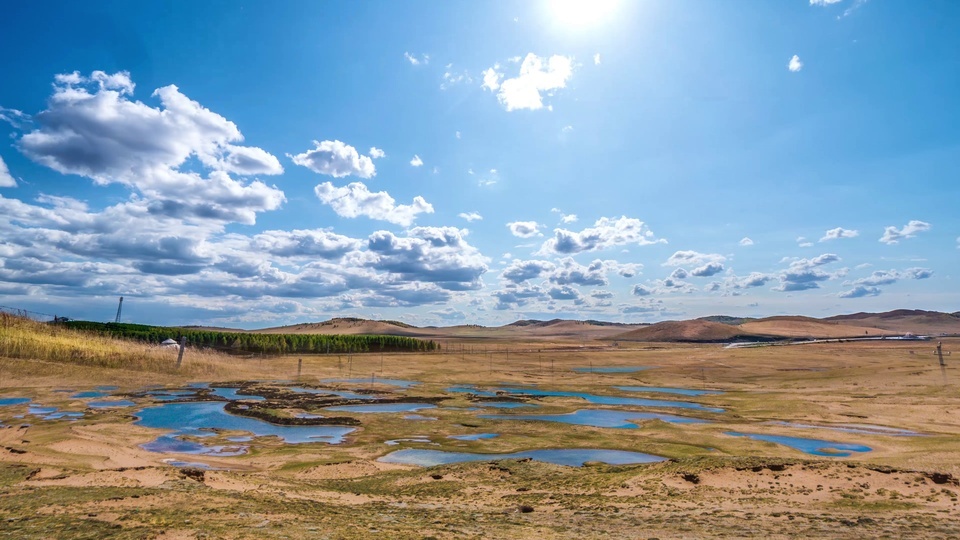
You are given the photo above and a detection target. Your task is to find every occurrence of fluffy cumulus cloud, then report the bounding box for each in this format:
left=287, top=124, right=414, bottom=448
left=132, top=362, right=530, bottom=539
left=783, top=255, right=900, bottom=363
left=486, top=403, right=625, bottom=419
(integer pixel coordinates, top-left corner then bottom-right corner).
left=314, top=182, right=433, bottom=227
left=482, top=53, right=574, bottom=111
left=0, top=70, right=508, bottom=321
left=458, top=211, right=482, bottom=222
left=366, top=227, right=489, bottom=291
left=663, top=250, right=725, bottom=267
left=820, top=227, right=859, bottom=242
left=837, top=267, right=933, bottom=298
left=507, top=221, right=541, bottom=238
left=739, top=237, right=754, bottom=247
left=838, top=286, right=881, bottom=298
left=690, top=262, right=725, bottom=277
left=788, top=55, right=803, bottom=72
left=0, top=156, right=16, bottom=187
left=15, top=71, right=286, bottom=224
left=774, top=253, right=845, bottom=292
left=290, top=140, right=377, bottom=179
left=409, top=155, right=424, bottom=167
left=879, top=220, right=931, bottom=244
left=538, top=216, right=664, bottom=255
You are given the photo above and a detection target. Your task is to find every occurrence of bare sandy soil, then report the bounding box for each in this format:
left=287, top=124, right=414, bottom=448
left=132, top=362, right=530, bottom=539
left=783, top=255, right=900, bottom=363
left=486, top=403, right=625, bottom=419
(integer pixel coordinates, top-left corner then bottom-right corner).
left=1, top=336, right=959, bottom=538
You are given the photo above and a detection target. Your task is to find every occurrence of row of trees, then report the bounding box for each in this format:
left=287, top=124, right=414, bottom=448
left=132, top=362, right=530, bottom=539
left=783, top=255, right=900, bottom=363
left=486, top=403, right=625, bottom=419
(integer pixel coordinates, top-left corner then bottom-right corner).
left=62, top=321, right=439, bottom=354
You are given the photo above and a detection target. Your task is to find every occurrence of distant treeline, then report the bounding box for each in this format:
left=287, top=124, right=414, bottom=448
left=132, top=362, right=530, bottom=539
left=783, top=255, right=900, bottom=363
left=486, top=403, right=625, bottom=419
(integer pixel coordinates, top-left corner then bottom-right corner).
left=62, top=321, right=438, bottom=354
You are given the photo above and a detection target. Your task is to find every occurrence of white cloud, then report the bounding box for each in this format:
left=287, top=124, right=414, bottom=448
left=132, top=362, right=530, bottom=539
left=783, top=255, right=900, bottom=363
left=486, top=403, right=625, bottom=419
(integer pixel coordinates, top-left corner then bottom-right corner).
left=314, top=182, right=434, bottom=227
left=879, top=220, right=931, bottom=244
left=796, top=236, right=814, bottom=248
left=632, top=284, right=652, bottom=296
left=0, top=156, right=16, bottom=187
left=482, top=53, right=574, bottom=111
left=16, top=70, right=285, bottom=224
left=369, top=147, right=385, bottom=159
left=458, top=211, right=483, bottom=222
left=593, top=53, right=601, bottom=65
left=481, top=66, right=502, bottom=92
left=477, top=169, right=498, bottom=187
left=404, top=52, right=429, bottom=66
left=455, top=131, right=461, bottom=139
left=838, top=285, right=881, bottom=298
left=810, top=0, right=843, bottom=5
left=739, top=237, right=754, bottom=246
left=670, top=268, right=688, bottom=280
left=663, top=250, right=726, bottom=267
left=820, top=227, right=859, bottom=242
left=690, top=262, right=725, bottom=277
left=507, top=221, right=541, bottom=238
left=410, top=155, right=424, bottom=167
left=290, top=140, right=377, bottom=178
left=538, top=216, right=665, bottom=255
left=788, top=55, right=803, bottom=72
left=774, top=253, right=844, bottom=292
left=441, top=67, right=473, bottom=89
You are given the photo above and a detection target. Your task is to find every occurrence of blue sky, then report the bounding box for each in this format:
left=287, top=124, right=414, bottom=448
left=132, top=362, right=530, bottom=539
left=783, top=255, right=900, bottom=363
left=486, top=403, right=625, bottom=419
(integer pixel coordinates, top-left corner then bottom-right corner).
left=0, top=0, right=957, bottom=327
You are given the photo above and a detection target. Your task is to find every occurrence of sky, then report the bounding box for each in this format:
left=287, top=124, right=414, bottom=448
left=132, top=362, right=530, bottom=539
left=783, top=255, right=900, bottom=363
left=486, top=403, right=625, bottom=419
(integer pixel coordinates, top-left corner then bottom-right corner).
left=0, top=0, right=958, bottom=328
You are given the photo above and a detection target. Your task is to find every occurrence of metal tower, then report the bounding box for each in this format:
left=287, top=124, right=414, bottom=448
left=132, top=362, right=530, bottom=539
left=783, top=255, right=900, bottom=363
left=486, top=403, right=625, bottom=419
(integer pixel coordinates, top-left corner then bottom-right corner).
left=115, top=297, right=123, bottom=323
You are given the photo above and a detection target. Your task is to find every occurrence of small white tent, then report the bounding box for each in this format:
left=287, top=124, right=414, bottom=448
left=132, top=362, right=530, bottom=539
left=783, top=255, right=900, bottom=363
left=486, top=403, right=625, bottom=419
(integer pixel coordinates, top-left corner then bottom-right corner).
left=160, top=338, right=180, bottom=349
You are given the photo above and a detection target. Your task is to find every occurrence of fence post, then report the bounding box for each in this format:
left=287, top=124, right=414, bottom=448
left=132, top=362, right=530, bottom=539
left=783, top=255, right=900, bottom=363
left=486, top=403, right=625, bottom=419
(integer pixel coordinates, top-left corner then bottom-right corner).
left=175, top=336, right=186, bottom=369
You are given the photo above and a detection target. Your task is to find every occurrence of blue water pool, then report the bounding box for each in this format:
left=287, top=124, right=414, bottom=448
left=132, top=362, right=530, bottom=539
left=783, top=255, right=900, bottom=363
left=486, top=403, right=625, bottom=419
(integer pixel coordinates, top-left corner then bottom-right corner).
left=210, top=387, right=266, bottom=401
left=288, top=387, right=376, bottom=400
left=474, top=401, right=537, bottom=409
left=725, top=432, right=872, bottom=457
left=322, top=378, right=419, bottom=388
left=379, top=448, right=666, bottom=467
left=72, top=391, right=109, bottom=399
left=481, top=408, right=706, bottom=428
left=448, top=433, right=499, bottom=441
left=615, top=386, right=723, bottom=397
left=497, top=387, right=724, bottom=412
left=134, top=401, right=356, bottom=447
left=447, top=385, right=499, bottom=397
left=89, top=400, right=136, bottom=408
left=96, top=386, right=120, bottom=391
left=769, top=421, right=921, bottom=437
left=326, top=403, right=437, bottom=413
left=142, top=435, right=247, bottom=456
left=0, top=398, right=31, bottom=406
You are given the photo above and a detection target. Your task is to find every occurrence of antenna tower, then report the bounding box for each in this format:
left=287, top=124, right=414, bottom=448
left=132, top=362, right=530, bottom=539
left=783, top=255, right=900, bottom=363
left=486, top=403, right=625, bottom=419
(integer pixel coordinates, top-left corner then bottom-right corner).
left=114, top=297, right=123, bottom=323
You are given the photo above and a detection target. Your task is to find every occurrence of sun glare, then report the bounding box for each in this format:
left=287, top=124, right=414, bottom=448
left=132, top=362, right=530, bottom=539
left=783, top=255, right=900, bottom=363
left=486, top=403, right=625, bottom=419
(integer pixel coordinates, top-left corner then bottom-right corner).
left=548, top=0, right=620, bottom=29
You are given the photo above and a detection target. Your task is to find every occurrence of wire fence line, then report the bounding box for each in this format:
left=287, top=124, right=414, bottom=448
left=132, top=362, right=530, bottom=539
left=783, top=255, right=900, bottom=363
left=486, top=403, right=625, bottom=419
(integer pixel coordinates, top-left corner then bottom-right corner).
left=0, top=305, right=66, bottom=323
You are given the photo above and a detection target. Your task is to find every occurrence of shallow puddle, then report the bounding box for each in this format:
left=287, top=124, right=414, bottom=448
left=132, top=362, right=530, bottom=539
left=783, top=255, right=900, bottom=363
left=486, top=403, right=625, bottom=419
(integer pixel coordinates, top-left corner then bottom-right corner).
left=71, top=391, right=109, bottom=398
left=725, top=431, right=872, bottom=457
left=769, top=421, right=921, bottom=437
left=481, top=408, right=706, bottom=428
left=88, top=400, right=136, bottom=408
left=448, top=433, right=498, bottom=441
left=615, top=386, right=723, bottom=397
left=322, top=378, right=419, bottom=388
left=0, top=398, right=31, bottom=406
left=379, top=448, right=666, bottom=467
left=135, top=402, right=356, bottom=451
left=210, top=387, right=265, bottom=401
left=498, top=387, right=724, bottom=412
left=473, top=401, right=537, bottom=409
left=325, top=403, right=437, bottom=413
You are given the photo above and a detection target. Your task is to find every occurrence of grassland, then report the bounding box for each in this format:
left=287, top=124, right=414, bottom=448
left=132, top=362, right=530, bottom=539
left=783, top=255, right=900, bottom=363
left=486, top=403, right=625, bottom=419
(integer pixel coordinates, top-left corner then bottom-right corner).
left=2, top=314, right=960, bottom=538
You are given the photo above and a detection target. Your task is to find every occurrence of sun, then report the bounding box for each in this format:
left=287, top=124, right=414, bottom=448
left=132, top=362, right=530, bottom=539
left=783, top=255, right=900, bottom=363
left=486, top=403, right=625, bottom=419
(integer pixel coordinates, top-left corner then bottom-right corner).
left=548, top=0, right=620, bottom=29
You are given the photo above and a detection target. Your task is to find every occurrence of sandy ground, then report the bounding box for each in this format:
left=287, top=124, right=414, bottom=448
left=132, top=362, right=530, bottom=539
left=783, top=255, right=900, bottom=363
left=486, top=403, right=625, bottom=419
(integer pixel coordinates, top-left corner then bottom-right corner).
left=1, top=337, right=959, bottom=538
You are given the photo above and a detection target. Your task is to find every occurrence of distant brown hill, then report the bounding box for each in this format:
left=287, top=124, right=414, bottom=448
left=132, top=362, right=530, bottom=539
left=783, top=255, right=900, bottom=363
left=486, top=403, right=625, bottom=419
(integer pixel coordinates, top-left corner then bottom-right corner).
left=248, top=310, right=959, bottom=343
left=824, top=309, right=960, bottom=335
left=613, top=316, right=896, bottom=343
left=612, top=320, right=761, bottom=342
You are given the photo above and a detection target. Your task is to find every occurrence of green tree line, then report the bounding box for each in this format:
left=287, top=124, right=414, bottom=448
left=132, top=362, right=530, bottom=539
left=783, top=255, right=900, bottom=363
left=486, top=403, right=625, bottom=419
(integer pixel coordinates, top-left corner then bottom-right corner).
left=62, top=321, right=438, bottom=354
